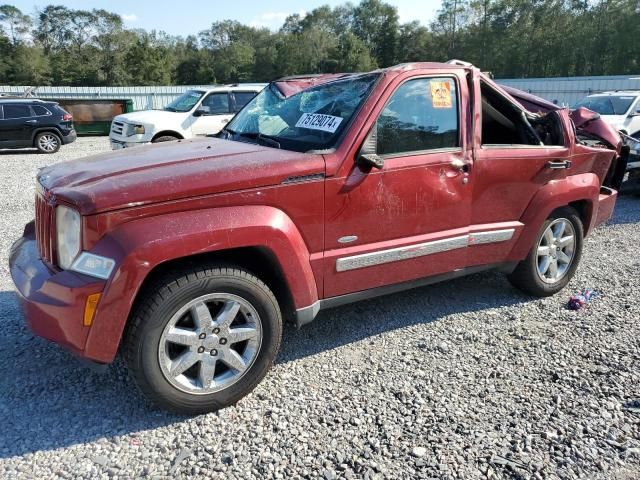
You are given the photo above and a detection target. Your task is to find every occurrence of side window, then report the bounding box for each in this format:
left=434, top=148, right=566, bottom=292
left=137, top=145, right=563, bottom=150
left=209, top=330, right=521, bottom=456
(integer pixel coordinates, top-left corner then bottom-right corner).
left=3, top=104, right=32, bottom=119
left=201, top=93, right=230, bottom=115
left=232, top=91, right=258, bottom=112
left=32, top=105, right=51, bottom=116
left=377, top=77, right=459, bottom=156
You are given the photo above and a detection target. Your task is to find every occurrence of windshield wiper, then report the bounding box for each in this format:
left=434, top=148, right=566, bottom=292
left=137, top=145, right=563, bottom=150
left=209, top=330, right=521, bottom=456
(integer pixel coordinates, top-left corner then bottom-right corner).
left=234, top=131, right=281, bottom=149
left=257, top=133, right=281, bottom=149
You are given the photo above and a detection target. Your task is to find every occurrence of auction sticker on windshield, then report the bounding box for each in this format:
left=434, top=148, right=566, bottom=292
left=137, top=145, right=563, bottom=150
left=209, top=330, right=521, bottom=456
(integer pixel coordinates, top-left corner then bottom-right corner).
left=296, top=113, right=343, bottom=133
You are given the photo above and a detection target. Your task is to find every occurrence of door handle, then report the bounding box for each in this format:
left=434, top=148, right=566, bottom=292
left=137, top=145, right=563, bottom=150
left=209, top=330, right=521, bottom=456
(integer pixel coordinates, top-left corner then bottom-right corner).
left=451, top=159, right=470, bottom=173
left=24, top=120, right=37, bottom=125
left=546, top=160, right=572, bottom=169
left=221, top=119, right=229, bottom=123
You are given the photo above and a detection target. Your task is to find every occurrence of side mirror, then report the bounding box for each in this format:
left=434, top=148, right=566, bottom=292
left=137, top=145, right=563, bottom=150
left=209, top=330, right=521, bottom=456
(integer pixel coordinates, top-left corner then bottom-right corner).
left=194, top=105, right=211, bottom=117
left=357, top=124, right=384, bottom=170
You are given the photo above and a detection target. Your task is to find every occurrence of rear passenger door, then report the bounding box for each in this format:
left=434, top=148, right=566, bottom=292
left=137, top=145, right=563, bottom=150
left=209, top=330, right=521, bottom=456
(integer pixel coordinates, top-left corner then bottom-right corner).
left=191, top=92, right=232, bottom=136
left=0, top=104, right=34, bottom=145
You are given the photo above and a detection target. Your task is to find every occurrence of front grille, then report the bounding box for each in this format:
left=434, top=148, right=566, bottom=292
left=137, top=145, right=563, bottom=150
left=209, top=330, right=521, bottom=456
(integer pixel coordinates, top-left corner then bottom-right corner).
left=35, top=192, right=55, bottom=265
left=111, top=121, right=124, bottom=135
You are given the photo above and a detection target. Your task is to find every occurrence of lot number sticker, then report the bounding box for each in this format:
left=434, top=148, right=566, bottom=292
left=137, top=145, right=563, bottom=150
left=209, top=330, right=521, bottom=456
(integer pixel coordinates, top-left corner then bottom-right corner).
left=296, top=113, right=343, bottom=133
left=430, top=81, right=453, bottom=109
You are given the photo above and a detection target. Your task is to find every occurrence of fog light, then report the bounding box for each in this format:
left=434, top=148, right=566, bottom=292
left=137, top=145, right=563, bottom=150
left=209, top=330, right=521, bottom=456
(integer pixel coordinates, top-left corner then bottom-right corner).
left=71, top=252, right=116, bottom=280
left=84, top=293, right=101, bottom=327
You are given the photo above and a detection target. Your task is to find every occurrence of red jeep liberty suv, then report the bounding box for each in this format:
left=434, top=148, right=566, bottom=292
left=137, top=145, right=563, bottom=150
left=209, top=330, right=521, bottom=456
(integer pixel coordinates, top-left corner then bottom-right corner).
left=10, top=61, right=625, bottom=414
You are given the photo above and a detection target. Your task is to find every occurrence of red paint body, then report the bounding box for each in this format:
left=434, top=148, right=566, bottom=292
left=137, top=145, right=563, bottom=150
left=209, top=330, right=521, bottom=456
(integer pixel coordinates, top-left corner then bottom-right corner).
left=9, top=63, right=621, bottom=363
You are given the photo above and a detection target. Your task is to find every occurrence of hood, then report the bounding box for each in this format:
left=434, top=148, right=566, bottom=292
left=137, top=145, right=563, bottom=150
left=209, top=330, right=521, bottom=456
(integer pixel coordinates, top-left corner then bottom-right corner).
left=37, top=138, right=326, bottom=215
left=570, top=107, right=622, bottom=153
left=114, top=110, right=181, bottom=124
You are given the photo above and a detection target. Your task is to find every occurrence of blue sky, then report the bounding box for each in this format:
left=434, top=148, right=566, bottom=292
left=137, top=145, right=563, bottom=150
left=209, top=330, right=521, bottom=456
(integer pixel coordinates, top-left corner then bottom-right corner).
left=8, top=0, right=442, bottom=36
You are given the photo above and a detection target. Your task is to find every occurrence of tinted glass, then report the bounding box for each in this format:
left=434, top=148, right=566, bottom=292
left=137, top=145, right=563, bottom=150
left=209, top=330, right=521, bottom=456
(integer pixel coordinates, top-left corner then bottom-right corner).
left=574, top=96, right=637, bottom=115
left=164, top=90, right=205, bottom=112
left=202, top=93, right=230, bottom=114
left=32, top=105, right=51, bottom=116
left=3, top=104, right=32, bottom=119
left=233, top=92, right=257, bottom=112
left=377, top=77, right=459, bottom=155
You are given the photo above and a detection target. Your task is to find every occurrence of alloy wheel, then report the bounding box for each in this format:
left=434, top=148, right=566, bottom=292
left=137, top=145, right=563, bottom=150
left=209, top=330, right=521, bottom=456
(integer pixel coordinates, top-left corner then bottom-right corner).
left=536, top=218, right=576, bottom=284
left=158, top=293, right=262, bottom=395
left=38, top=134, right=59, bottom=152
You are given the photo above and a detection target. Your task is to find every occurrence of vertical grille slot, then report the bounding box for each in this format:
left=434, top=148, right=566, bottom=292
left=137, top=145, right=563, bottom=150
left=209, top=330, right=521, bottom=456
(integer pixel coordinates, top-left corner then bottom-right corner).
left=35, top=193, right=55, bottom=265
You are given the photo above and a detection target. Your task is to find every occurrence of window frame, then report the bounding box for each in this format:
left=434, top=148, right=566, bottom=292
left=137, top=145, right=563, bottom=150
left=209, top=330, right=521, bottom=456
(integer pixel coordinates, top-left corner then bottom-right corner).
left=1, top=103, right=33, bottom=120
left=373, top=74, right=463, bottom=160
left=31, top=105, right=52, bottom=117
left=230, top=90, right=258, bottom=113
left=479, top=81, right=568, bottom=150
left=199, top=92, right=231, bottom=115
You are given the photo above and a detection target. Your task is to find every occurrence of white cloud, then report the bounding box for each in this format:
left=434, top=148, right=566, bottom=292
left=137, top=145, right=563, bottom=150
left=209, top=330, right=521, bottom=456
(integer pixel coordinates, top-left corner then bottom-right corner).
left=121, top=13, right=138, bottom=22
left=249, top=11, right=305, bottom=30
left=396, top=1, right=440, bottom=26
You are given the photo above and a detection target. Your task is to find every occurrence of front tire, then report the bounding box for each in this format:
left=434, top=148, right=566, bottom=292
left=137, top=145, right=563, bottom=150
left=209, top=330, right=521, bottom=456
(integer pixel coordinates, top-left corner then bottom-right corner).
left=152, top=135, right=179, bottom=143
left=125, top=265, right=282, bottom=414
left=35, top=132, right=61, bottom=153
left=508, top=207, right=583, bottom=297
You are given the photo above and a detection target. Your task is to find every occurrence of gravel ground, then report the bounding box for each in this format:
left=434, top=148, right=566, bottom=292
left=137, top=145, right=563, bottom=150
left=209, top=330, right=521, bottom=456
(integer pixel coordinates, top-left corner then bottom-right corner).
left=0, top=138, right=639, bottom=479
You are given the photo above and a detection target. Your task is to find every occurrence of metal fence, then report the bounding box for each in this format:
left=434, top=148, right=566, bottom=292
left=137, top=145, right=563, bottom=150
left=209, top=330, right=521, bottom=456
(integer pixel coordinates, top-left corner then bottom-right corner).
left=497, top=75, right=640, bottom=107
left=0, top=85, right=214, bottom=111
left=2, top=74, right=640, bottom=111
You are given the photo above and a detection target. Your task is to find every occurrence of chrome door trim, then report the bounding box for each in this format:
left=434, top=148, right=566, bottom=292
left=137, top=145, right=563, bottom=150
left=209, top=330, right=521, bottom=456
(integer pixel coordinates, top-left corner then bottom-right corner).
left=336, top=235, right=468, bottom=272
left=468, top=229, right=515, bottom=245
left=335, top=228, right=515, bottom=272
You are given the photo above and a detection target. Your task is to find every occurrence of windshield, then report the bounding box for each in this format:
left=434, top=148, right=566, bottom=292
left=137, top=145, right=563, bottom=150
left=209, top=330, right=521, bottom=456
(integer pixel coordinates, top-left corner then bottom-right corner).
left=164, top=90, right=205, bottom=112
left=574, top=95, right=637, bottom=115
left=224, top=74, right=379, bottom=152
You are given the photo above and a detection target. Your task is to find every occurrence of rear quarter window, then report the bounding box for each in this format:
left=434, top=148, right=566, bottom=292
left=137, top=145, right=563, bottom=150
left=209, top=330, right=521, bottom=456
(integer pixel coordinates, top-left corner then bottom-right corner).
left=32, top=105, right=52, bottom=116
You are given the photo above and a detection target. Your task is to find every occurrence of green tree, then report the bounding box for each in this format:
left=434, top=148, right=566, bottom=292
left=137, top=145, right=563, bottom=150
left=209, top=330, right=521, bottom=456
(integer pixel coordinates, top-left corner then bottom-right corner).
left=352, top=0, right=399, bottom=66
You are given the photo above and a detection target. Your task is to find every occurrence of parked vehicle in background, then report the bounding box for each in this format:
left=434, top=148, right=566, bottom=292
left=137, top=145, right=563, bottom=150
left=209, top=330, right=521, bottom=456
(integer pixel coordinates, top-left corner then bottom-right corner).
left=109, top=84, right=266, bottom=149
left=624, top=135, right=640, bottom=191
left=0, top=99, right=76, bottom=153
left=574, top=91, right=640, bottom=138
left=11, top=61, right=624, bottom=414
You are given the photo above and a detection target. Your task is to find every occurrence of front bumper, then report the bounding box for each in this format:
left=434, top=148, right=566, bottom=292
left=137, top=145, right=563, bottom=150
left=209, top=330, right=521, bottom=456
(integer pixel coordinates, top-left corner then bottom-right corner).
left=110, top=138, right=148, bottom=150
left=9, top=222, right=106, bottom=358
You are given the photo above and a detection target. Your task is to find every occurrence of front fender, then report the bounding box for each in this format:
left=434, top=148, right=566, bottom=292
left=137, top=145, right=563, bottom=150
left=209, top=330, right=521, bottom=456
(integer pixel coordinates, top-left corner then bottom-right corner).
left=507, top=173, right=601, bottom=262
left=83, top=205, right=318, bottom=363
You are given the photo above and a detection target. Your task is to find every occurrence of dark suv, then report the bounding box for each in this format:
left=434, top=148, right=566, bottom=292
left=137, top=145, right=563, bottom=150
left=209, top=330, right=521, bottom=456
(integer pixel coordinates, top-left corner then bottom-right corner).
left=0, top=99, right=76, bottom=153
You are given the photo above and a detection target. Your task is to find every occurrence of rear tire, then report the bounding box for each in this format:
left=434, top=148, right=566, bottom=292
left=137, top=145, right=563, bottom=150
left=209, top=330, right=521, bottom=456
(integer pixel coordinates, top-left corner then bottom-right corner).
left=124, top=265, right=282, bottom=414
left=508, top=207, right=583, bottom=297
left=152, top=135, right=179, bottom=143
left=35, top=132, right=61, bottom=154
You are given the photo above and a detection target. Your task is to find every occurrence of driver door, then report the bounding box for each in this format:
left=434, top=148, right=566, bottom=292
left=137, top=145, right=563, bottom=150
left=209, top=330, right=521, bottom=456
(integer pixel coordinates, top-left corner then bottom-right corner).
left=322, top=75, right=474, bottom=298
left=191, top=92, right=233, bottom=136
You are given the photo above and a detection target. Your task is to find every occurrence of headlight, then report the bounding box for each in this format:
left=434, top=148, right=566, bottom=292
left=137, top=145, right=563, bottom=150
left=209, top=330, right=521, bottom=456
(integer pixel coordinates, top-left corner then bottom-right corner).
left=56, top=205, right=81, bottom=269
left=126, top=123, right=145, bottom=136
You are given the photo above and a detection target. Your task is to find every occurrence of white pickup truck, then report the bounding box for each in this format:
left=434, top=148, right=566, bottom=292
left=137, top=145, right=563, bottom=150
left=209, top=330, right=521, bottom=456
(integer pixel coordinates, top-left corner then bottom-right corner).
left=109, top=84, right=266, bottom=149
left=574, top=91, right=640, bottom=139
